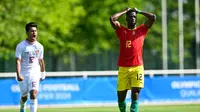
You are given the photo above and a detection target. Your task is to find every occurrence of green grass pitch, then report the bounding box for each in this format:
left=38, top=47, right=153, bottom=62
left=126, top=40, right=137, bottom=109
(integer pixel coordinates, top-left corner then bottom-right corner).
left=0, top=104, right=200, bottom=112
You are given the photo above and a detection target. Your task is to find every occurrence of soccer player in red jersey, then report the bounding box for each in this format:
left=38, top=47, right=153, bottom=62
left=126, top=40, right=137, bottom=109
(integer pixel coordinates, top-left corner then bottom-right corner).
left=109, top=7, right=156, bottom=112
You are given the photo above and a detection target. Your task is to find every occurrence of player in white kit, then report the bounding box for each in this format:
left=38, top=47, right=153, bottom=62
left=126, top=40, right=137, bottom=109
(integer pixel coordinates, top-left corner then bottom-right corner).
left=15, top=22, right=46, bottom=112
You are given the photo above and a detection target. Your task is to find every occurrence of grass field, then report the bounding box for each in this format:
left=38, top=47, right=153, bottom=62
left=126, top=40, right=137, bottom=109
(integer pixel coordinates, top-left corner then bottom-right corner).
left=0, top=104, right=200, bottom=112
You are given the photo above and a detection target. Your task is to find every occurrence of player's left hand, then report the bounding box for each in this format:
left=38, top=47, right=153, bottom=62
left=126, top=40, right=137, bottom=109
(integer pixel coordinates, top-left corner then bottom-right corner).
left=40, top=71, right=46, bottom=82
left=17, top=75, right=24, bottom=81
left=40, top=78, right=45, bottom=82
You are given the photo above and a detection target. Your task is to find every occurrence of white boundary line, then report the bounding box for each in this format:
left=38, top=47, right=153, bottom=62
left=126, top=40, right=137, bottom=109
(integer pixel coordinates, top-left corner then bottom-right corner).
left=1, top=69, right=200, bottom=77
left=0, top=101, right=200, bottom=109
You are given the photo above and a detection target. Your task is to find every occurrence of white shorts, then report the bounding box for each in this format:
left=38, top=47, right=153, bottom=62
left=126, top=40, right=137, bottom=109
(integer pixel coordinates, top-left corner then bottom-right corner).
left=18, top=73, right=40, bottom=97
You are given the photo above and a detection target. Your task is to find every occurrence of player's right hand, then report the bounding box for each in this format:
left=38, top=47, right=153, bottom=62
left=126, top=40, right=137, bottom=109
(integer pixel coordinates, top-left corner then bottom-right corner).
left=132, top=7, right=139, bottom=13
left=17, top=75, right=24, bottom=81
left=125, top=7, right=131, bottom=12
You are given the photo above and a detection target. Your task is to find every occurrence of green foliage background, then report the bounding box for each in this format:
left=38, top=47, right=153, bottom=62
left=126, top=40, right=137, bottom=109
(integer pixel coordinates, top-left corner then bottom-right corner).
left=0, top=0, right=198, bottom=71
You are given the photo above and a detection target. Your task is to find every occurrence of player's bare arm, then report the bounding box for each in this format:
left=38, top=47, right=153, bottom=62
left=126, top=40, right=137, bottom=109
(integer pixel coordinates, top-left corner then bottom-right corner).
left=39, top=59, right=45, bottom=72
left=16, top=58, right=23, bottom=81
left=110, top=7, right=131, bottom=30
left=133, top=8, right=156, bottom=29
left=39, top=59, right=46, bottom=81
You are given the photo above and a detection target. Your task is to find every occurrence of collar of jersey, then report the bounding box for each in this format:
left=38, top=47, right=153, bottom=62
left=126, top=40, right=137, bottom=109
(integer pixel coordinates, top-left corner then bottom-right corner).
left=25, top=39, right=37, bottom=45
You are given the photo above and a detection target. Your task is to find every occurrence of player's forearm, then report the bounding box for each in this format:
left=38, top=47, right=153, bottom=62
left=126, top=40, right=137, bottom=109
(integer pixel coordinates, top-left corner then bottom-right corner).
left=39, top=59, right=45, bottom=72
left=39, top=59, right=46, bottom=81
left=16, top=59, right=21, bottom=76
left=110, top=9, right=128, bottom=21
left=139, top=10, right=156, bottom=21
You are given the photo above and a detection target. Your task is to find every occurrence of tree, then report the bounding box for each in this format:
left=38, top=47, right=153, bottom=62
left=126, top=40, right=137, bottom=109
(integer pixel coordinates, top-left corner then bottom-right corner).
left=0, top=0, right=86, bottom=71
left=0, top=0, right=197, bottom=71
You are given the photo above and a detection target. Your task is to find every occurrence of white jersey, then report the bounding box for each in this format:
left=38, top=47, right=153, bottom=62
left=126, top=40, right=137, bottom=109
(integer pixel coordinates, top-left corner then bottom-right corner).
left=15, top=40, right=44, bottom=76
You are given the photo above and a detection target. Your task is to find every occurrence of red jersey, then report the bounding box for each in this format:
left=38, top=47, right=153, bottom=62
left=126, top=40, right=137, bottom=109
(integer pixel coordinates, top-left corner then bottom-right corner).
left=115, top=24, right=148, bottom=67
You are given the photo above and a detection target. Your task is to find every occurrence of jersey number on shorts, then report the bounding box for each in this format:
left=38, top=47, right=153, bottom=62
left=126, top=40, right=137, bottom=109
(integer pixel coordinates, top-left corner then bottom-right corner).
left=137, top=74, right=142, bottom=80
left=32, top=81, right=36, bottom=88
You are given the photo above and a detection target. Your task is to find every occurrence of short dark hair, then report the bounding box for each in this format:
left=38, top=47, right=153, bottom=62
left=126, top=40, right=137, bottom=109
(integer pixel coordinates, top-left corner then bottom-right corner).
left=25, top=22, right=37, bottom=32
left=126, top=9, right=137, bottom=16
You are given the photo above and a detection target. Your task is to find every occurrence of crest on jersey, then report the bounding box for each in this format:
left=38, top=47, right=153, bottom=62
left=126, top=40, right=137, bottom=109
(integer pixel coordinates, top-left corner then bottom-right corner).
left=133, top=30, right=136, bottom=35
left=35, top=50, right=39, bottom=55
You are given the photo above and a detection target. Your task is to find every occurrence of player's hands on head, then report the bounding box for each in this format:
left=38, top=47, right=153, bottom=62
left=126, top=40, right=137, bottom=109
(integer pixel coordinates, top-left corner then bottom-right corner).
left=125, top=6, right=131, bottom=12
left=17, top=75, right=24, bottom=81
left=132, top=7, right=139, bottom=13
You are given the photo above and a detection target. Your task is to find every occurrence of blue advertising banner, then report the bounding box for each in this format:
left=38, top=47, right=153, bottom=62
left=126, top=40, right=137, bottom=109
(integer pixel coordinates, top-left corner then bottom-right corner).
left=140, top=76, right=200, bottom=102
left=0, top=76, right=200, bottom=106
